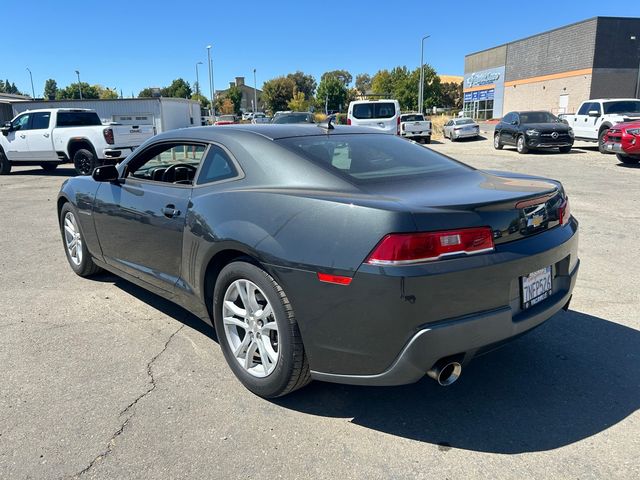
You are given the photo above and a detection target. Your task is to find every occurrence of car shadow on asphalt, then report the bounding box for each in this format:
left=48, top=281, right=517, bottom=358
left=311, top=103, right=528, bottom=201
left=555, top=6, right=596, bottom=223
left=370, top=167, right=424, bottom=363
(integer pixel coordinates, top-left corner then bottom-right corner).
left=448, top=135, right=488, bottom=143
left=91, top=271, right=218, bottom=342
left=8, top=166, right=76, bottom=177
left=275, top=309, right=640, bottom=454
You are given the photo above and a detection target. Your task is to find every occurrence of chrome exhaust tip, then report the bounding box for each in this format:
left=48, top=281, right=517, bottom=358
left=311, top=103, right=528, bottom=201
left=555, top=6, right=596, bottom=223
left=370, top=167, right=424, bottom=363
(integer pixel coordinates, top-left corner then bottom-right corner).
left=427, top=361, right=462, bottom=386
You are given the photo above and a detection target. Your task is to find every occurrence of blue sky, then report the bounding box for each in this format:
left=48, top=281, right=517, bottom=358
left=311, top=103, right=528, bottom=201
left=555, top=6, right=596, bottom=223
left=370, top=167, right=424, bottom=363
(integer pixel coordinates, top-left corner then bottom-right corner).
left=5, top=1, right=640, bottom=98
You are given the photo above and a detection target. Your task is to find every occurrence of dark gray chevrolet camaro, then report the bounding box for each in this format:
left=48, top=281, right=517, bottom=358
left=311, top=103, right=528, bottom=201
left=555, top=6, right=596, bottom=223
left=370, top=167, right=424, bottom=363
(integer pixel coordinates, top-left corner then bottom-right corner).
left=57, top=124, right=579, bottom=398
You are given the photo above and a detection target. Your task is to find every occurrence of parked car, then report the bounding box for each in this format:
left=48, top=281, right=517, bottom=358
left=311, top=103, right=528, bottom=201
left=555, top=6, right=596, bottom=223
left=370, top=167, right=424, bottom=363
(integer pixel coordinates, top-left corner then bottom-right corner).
left=494, top=111, right=574, bottom=154
left=241, top=112, right=254, bottom=121
left=347, top=99, right=401, bottom=135
left=270, top=112, right=314, bottom=124
left=0, top=108, right=154, bottom=175
left=562, top=99, right=640, bottom=152
left=214, top=115, right=237, bottom=126
left=58, top=124, right=579, bottom=398
left=602, top=121, right=640, bottom=164
left=251, top=113, right=270, bottom=124
left=443, top=117, right=479, bottom=141
left=399, top=113, right=432, bottom=143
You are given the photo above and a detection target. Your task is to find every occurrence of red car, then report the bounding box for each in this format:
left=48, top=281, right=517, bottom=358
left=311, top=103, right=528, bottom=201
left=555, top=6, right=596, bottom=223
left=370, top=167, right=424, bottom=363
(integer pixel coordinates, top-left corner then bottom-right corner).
left=603, top=121, right=640, bottom=164
left=214, top=115, right=237, bottom=126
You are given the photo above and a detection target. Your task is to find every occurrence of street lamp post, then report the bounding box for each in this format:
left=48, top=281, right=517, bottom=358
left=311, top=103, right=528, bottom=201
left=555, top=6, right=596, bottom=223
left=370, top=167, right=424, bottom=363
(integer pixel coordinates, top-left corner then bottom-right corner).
left=206, top=45, right=215, bottom=118
left=75, top=70, right=83, bottom=100
left=26, top=67, right=35, bottom=98
left=418, top=35, right=430, bottom=114
left=253, top=68, right=258, bottom=113
left=195, top=61, right=203, bottom=96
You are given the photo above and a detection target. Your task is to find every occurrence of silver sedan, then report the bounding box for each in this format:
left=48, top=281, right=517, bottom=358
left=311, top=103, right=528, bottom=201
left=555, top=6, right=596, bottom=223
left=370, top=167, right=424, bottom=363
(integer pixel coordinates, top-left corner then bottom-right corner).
left=444, top=117, right=480, bottom=141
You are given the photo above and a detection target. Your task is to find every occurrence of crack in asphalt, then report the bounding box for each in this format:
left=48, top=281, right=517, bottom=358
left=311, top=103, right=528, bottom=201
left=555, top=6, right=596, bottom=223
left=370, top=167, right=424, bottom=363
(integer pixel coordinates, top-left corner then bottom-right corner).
left=71, top=324, right=185, bottom=479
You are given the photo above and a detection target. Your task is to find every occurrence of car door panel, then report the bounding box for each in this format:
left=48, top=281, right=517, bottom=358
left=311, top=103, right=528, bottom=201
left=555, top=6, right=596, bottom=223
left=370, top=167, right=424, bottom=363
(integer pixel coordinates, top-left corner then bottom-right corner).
left=92, top=179, right=191, bottom=291
left=4, top=114, right=30, bottom=161
left=26, top=112, right=56, bottom=161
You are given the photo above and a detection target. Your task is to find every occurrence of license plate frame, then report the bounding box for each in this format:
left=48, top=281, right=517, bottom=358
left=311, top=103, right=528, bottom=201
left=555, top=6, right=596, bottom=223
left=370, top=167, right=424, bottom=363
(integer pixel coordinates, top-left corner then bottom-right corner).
left=521, top=266, right=553, bottom=310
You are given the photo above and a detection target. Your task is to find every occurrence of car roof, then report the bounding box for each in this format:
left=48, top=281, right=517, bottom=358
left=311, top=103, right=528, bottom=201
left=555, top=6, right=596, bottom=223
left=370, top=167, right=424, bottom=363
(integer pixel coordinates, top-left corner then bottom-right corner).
left=155, top=124, right=384, bottom=141
left=20, top=108, right=95, bottom=114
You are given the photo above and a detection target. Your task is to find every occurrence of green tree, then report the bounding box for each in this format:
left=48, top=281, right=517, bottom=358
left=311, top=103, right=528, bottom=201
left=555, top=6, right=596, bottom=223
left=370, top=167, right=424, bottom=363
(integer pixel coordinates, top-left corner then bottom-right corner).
left=316, top=73, right=349, bottom=113
left=138, top=87, right=156, bottom=98
left=262, top=76, right=295, bottom=114
left=286, top=71, right=316, bottom=99
left=191, top=93, right=210, bottom=108
left=227, top=85, right=243, bottom=114
left=161, top=78, right=192, bottom=98
left=56, top=82, right=100, bottom=99
left=440, top=81, right=463, bottom=109
left=0, top=79, right=22, bottom=95
left=287, top=89, right=309, bottom=111
left=355, top=73, right=371, bottom=95
left=371, top=70, right=393, bottom=96
left=97, top=86, right=119, bottom=99
left=44, top=79, right=58, bottom=100
left=321, top=70, right=352, bottom=87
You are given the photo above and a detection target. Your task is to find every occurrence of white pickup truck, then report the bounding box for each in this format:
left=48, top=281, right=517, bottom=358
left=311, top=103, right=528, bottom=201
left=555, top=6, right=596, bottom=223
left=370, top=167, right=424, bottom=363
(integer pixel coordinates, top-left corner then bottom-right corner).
left=399, top=113, right=432, bottom=144
left=0, top=108, right=154, bottom=175
left=561, top=98, right=640, bottom=152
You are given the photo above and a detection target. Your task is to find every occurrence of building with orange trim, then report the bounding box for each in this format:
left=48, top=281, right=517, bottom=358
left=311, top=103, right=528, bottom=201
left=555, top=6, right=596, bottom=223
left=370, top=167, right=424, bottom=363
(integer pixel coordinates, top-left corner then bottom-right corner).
left=463, top=17, right=640, bottom=120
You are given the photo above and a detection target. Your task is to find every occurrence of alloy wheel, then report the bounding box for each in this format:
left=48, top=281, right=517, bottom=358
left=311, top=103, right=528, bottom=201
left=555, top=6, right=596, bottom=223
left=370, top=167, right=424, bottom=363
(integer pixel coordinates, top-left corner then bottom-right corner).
left=63, top=211, right=83, bottom=266
left=222, top=279, right=279, bottom=378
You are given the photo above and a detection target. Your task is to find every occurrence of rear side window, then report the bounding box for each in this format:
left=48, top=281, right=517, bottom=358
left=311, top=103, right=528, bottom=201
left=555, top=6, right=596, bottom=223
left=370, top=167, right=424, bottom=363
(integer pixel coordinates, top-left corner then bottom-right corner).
left=31, top=112, right=51, bottom=130
left=603, top=101, right=640, bottom=114
left=197, top=145, right=238, bottom=185
left=352, top=102, right=396, bottom=119
left=277, top=134, right=468, bottom=183
left=56, top=112, right=102, bottom=127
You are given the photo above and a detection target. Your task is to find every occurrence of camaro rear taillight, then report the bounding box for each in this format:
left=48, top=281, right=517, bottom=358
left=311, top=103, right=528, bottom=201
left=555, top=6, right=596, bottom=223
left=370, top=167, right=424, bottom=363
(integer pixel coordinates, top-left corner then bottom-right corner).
left=558, top=197, right=571, bottom=226
left=347, top=118, right=352, bottom=125
left=365, top=227, right=495, bottom=265
left=103, top=128, right=114, bottom=145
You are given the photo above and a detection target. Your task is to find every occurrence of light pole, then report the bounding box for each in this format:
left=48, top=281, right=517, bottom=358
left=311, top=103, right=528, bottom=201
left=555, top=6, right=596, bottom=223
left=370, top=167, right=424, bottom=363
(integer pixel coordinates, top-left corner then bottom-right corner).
left=206, top=45, right=215, bottom=118
left=195, top=61, right=203, bottom=96
left=253, top=68, right=258, bottom=113
left=26, top=67, right=35, bottom=98
left=75, top=70, right=83, bottom=100
left=418, top=34, right=430, bottom=114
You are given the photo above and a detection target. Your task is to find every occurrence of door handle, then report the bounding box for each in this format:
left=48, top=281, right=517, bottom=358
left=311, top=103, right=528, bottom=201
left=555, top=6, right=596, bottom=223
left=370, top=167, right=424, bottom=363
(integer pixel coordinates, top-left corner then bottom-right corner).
left=162, top=205, right=180, bottom=218
left=19, top=134, right=26, bottom=139
left=43, top=133, right=50, bottom=138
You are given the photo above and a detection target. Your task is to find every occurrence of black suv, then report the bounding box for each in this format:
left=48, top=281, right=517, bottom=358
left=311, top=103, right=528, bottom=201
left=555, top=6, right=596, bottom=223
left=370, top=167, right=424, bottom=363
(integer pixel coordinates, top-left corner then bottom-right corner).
left=494, top=111, right=574, bottom=154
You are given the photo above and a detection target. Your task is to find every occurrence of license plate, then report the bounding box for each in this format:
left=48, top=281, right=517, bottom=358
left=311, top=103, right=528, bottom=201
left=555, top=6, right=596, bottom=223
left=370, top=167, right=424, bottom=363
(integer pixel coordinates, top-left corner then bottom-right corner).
left=607, top=143, right=613, bottom=150
left=521, top=266, right=552, bottom=309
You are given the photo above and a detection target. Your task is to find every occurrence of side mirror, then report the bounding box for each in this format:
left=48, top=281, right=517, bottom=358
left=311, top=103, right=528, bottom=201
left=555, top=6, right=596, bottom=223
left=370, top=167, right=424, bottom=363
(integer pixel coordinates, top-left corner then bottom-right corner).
left=588, top=110, right=600, bottom=117
left=92, top=164, right=119, bottom=182
left=1, top=121, right=11, bottom=136
left=511, top=120, right=519, bottom=125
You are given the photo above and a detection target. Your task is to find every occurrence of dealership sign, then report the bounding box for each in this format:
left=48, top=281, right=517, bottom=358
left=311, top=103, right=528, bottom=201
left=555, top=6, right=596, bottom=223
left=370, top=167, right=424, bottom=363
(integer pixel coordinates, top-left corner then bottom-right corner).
left=465, top=71, right=501, bottom=88
left=464, top=89, right=495, bottom=102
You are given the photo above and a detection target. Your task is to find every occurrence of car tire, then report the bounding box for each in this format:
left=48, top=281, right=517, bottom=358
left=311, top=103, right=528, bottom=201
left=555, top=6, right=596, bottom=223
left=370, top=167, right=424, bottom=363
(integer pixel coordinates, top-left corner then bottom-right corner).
left=213, top=261, right=311, bottom=398
left=559, top=146, right=572, bottom=154
left=0, top=149, right=11, bottom=175
left=59, top=203, right=102, bottom=277
left=73, top=148, right=98, bottom=176
left=450, top=132, right=456, bottom=142
left=516, top=135, right=529, bottom=154
left=598, top=128, right=610, bottom=154
left=617, top=153, right=640, bottom=165
left=40, top=162, right=58, bottom=172
left=494, top=133, right=504, bottom=150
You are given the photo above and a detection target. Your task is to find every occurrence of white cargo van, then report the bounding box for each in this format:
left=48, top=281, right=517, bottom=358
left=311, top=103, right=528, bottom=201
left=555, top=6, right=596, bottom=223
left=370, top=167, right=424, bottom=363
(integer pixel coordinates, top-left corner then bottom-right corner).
left=347, top=100, right=401, bottom=135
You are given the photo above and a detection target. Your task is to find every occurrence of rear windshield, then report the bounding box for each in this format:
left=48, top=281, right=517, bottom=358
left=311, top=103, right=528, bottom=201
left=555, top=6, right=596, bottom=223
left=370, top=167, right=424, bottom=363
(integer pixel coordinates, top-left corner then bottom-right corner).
left=271, top=113, right=313, bottom=124
left=56, top=111, right=102, bottom=127
left=401, top=114, right=424, bottom=122
left=352, top=102, right=396, bottom=119
left=603, top=101, right=640, bottom=114
left=519, top=112, right=559, bottom=124
left=277, top=134, right=468, bottom=183
left=456, top=119, right=474, bottom=125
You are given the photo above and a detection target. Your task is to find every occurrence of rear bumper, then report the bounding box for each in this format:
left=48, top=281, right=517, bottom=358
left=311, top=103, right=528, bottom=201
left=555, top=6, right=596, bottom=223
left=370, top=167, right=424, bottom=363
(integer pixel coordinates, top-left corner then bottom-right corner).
left=273, top=219, right=579, bottom=385
left=401, top=131, right=431, bottom=138
left=312, top=259, right=578, bottom=386
left=453, top=129, right=480, bottom=138
left=101, top=146, right=137, bottom=161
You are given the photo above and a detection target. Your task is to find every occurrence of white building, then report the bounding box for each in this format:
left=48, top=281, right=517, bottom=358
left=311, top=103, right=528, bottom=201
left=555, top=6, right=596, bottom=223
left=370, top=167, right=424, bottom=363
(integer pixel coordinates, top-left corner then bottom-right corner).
left=11, top=97, right=202, bottom=133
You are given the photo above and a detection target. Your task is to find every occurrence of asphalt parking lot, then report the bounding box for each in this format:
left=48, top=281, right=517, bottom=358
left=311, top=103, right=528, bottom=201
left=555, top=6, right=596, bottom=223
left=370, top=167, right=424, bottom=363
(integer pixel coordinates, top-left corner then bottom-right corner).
left=1, top=135, right=639, bottom=479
